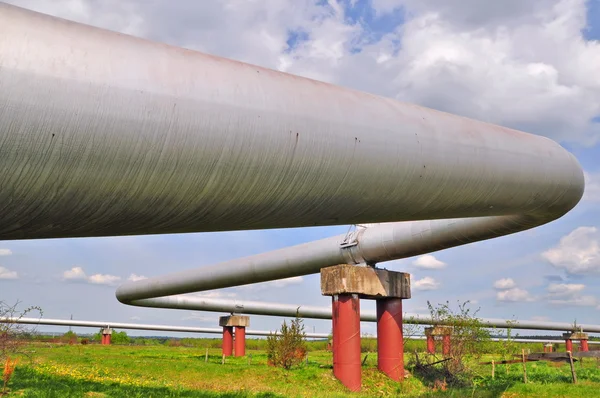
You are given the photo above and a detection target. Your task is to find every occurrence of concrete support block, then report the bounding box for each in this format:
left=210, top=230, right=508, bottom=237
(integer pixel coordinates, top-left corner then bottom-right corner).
left=321, top=264, right=410, bottom=299
left=543, top=343, right=553, bottom=353
left=219, top=315, right=250, bottom=328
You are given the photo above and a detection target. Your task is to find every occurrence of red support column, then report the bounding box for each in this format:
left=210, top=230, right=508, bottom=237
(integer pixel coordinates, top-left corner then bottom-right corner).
left=222, top=326, right=233, bottom=356
left=101, top=329, right=111, bottom=345
left=101, top=334, right=105, bottom=345
left=235, top=326, right=246, bottom=357
left=333, top=294, right=361, bottom=392
left=442, top=335, right=451, bottom=356
left=332, top=296, right=339, bottom=377
left=565, top=339, right=573, bottom=353
left=376, top=298, right=404, bottom=381
left=580, top=339, right=589, bottom=352
left=426, top=335, right=435, bottom=354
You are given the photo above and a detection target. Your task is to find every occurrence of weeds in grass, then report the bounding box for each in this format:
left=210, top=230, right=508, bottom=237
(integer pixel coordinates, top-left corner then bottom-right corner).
left=1, top=357, right=18, bottom=395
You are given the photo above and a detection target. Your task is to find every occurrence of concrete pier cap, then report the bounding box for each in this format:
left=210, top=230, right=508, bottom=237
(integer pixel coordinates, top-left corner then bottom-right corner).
left=321, top=264, right=411, bottom=390
left=563, top=331, right=588, bottom=341
left=219, top=315, right=250, bottom=328
left=320, top=264, right=411, bottom=299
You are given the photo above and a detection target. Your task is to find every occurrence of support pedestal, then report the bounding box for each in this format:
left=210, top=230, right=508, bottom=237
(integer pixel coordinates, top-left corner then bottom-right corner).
left=321, top=264, right=411, bottom=391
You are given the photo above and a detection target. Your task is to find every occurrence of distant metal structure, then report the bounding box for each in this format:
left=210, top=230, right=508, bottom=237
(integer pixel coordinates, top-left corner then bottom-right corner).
left=0, top=3, right=587, bottom=341
left=1, top=317, right=329, bottom=338
left=2, top=318, right=598, bottom=346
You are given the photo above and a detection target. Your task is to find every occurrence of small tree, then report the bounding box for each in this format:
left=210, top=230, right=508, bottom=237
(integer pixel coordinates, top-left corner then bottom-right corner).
left=267, top=314, right=307, bottom=369
left=0, top=301, right=43, bottom=362
left=425, top=300, right=491, bottom=386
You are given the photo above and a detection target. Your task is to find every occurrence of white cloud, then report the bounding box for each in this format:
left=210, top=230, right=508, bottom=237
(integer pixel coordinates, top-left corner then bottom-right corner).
left=6, top=0, right=599, bottom=147
left=546, top=283, right=586, bottom=298
left=413, top=276, right=440, bottom=291
left=496, top=287, right=534, bottom=302
left=0, top=266, right=18, bottom=280
left=127, top=273, right=147, bottom=282
left=542, top=227, right=600, bottom=274
left=130, top=316, right=141, bottom=321
left=62, top=266, right=88, bottom=281
left=412, top=255, right=447, bottom=269
left=493, top=278, right=516, bottom=290
left=181, top=314, right=217, bottom=323
left=0, top=249, right=13, bottom=256
left=88, top=273, right=121, bottom=286
left=584, top=171, right=600, bottom=202
left=62, top=266, right=121, bottom=286
left=546, top=282, right=598, bottom=307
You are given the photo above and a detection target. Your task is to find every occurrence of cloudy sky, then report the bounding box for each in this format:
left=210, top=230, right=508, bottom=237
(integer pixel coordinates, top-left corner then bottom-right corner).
left=1, top=0, right=600, bottom=337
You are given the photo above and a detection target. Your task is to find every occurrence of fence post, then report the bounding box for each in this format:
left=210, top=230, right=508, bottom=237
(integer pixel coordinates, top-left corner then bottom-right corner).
left=521, top=349, right=527, bottom=383
left=568, top=351, right=577, bottom=384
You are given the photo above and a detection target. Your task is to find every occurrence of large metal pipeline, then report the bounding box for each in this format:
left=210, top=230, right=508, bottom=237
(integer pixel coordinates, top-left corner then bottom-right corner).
left=0, top=4, right=586, bottom=330
left=126, top=296, right=600, bottom=333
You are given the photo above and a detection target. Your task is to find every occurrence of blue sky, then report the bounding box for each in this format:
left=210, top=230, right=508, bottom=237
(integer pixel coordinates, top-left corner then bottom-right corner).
left=2, top=0, right=600, bottom=338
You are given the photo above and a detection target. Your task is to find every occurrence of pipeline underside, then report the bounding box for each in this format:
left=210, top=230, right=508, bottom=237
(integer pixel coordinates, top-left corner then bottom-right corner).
left=0, top=4, right=586, bottom=330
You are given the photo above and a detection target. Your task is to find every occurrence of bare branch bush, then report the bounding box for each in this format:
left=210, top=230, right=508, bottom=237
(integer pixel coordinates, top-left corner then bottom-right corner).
left=0, top=300, right=43, bottom=362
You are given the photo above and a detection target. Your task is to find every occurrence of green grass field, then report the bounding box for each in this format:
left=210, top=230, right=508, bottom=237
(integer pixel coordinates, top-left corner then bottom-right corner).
left=3, top=342, right=600, bottom=397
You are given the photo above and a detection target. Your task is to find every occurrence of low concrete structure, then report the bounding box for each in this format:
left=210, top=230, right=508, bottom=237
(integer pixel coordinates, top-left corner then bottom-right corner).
left=101, top=327, right=112, bottom=345
left=543, top=343, right=553, bottom=353
left=321, top=264, right=411, bottom=391
left=424, top=326, right=453, bottom=356
left=563, top=331, right=589, bottom=352
left=220, top=315, right=250, bottom=357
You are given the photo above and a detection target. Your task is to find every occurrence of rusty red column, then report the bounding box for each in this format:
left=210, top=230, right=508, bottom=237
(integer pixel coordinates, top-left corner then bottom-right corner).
left=377, top=298, right=404, bottom=381
left=565, top=339, right=573, bottom=353
left=101, top=328, right=111, bottom=345
left=235, top=326, right=246, bottom=357
left=332, top=296, right=339, bottom=374
left=222, top=326, right=233, bottom=356
left=580, top=339, right=589, bottom=352
left=442, top=335, right=451, bottom=356
left=426, top=333, right=435, bottom=354
left=333, top=294, right=361, bottom=392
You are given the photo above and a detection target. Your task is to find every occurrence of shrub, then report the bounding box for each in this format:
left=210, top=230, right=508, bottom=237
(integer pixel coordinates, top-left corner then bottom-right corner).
left=410, top=300, right=491, bottom=387
left=0, top=301, right=43, bottom=361
left=62, top=331, right=78, bottom=345
left=267, top=315, right=307, bottom=370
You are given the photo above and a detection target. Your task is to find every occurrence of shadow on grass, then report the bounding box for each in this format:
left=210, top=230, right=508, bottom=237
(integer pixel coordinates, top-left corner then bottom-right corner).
left=7, top=367, right=283, bottom=398
left=408, top=365, right=518, bottom=398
